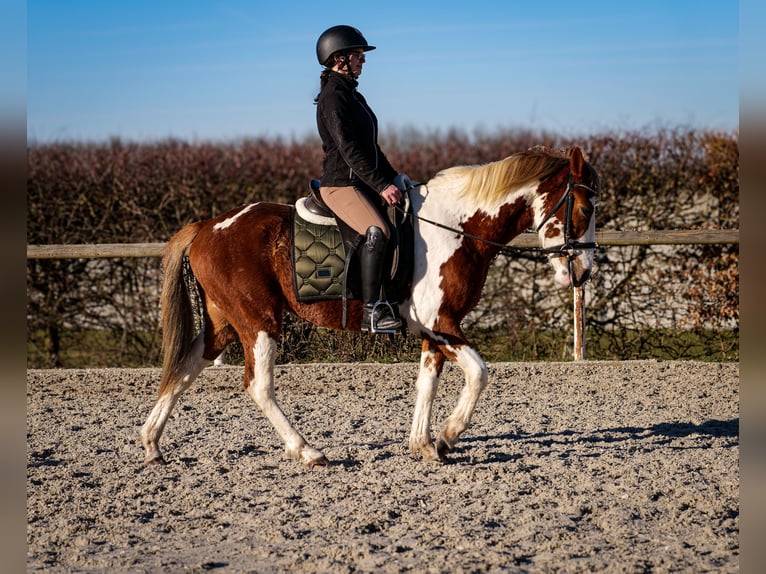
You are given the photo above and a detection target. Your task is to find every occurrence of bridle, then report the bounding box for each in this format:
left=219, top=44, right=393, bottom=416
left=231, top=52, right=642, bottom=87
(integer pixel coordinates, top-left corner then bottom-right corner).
left=396, top=173, right=599, bottom=286
left=533, top=174, right=598, bottom=287
left=535, top=175, right=598, bottom=253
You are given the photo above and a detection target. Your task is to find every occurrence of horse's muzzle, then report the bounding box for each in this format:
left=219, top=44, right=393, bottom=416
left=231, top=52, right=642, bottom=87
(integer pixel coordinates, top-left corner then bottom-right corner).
left=551, top=255, right=592, bottom=288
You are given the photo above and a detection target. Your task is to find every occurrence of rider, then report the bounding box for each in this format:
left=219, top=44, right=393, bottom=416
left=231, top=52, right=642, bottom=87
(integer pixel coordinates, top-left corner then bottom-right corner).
left=314, top=25, right=403, bottom=333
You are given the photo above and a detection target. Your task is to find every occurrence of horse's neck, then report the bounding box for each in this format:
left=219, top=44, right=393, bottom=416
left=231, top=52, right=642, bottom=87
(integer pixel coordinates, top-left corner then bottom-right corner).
left=415, top=175, right=473, bottom=222
left=416, top=176, right=536, bottom=240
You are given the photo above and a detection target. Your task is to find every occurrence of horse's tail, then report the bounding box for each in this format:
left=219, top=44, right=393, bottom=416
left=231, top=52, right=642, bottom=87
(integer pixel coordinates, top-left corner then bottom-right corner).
left=159, top=222, right=203, bottom=395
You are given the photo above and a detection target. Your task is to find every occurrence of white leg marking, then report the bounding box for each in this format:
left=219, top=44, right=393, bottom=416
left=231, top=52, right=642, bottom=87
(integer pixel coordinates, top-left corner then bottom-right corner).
left=141, top=334, right=210, bottom=463
left=245, top=332, right=327, bottom=466
left=409, top=348, right=441, bottom=459
left=213, top=349, right=227, bottom=366
left=439, top=345, right=488, bottom=452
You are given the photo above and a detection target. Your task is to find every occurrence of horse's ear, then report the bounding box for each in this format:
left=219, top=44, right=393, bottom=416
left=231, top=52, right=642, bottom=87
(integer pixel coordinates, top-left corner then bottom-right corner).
left=568, top=146, right=585, bottom=178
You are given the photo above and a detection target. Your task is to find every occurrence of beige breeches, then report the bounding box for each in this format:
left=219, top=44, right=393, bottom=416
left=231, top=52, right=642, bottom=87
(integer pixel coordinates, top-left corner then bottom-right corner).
left=319, top=185, right=390, bottom=239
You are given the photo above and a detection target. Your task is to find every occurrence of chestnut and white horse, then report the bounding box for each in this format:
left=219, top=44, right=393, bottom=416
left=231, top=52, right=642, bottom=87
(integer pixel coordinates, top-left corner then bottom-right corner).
left=140, top=146, right=598, bottom=467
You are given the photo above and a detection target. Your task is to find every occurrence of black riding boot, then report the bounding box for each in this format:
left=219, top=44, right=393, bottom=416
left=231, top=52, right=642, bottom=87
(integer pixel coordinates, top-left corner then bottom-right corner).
left=360, top=226, right=402, bottom=333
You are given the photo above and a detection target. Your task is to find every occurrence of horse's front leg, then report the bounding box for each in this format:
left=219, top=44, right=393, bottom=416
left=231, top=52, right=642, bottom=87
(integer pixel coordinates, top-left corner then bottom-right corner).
left=435, top=344, right=488, bottom=459
left=244, top=331, right=329, bottom=468
left=409, top=340, right=446, bottom=462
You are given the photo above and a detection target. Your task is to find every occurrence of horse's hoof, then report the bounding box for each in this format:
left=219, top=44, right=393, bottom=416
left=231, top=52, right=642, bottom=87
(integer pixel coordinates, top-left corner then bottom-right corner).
left=294, top=445, right=330, bottom=469
left=144, top=455, right=166, bottom=466
left=435, top=437, right=453, bottom=461
left=411, top=442, right=445, bottom=463
left=307, top=456, right=331, bottom=470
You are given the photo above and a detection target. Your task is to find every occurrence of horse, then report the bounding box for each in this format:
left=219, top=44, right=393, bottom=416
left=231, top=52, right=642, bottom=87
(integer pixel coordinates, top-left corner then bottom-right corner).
left=140, top=145, right=598, bottom=468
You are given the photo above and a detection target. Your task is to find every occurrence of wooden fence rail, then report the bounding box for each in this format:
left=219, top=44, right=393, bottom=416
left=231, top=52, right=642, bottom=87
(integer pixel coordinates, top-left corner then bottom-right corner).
left=26, top=229, right=739, bottom=260
left=26, top=229, right=739, bottom=362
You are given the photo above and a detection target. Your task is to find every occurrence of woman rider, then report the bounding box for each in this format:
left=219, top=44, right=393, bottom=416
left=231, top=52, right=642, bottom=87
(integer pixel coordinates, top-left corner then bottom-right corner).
left=314, top=25, right=403, bottom=333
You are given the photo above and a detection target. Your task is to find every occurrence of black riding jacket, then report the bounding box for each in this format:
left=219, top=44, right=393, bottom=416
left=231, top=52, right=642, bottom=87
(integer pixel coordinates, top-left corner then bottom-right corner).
left=316, top=70, right=397, bottom=194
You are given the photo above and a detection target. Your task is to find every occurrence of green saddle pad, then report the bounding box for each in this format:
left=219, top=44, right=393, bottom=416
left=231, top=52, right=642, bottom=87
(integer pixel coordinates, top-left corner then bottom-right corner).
left=292, top=211, right=347, bottom=301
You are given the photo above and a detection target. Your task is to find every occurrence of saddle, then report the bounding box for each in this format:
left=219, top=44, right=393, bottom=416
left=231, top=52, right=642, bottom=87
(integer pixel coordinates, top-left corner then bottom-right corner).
left=292, top=179, right=414, bottom=326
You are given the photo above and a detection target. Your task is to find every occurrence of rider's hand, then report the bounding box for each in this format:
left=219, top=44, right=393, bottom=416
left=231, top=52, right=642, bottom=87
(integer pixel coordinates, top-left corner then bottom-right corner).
left=380, top=184, right=402, bottom=206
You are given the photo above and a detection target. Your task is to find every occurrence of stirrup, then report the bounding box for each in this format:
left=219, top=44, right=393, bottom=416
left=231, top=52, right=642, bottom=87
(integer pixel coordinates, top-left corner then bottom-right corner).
left=364, top=300, right=402, bottom=334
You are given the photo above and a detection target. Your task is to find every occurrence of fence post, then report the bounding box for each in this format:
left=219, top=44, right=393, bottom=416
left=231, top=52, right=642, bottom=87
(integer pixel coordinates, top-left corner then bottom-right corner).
left=573, top=285, right=586, bottom=360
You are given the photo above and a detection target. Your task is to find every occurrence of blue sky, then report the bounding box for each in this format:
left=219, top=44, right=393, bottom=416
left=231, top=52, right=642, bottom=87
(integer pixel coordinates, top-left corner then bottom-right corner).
left=26, top=0, right=738, bottom=143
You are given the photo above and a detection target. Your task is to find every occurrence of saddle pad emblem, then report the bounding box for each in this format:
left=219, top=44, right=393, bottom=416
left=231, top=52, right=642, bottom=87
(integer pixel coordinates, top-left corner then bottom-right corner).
left=292, top=212, right=347, bottom=301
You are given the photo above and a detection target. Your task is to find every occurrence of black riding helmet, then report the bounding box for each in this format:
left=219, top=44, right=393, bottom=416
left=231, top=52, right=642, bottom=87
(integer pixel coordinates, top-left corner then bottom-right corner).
left=316, top=25, right=375, bottom=66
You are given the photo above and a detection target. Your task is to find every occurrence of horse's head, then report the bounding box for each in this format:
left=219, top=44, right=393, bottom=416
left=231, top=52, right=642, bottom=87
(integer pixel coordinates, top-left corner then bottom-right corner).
left=535, top=146, right=598, bottom=288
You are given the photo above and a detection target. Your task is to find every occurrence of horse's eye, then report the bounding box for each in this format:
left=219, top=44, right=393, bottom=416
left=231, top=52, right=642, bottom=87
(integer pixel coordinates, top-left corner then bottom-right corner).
left=580, top=206, right=594, bottom=220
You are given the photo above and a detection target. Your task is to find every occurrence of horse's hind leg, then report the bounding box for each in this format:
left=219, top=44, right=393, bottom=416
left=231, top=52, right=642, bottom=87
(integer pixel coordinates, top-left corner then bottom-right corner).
left=140, top=333, right=209, bottom=464
left=434, top=344, right=488, bottom=459
left=244, top=331, right=329, bottom=468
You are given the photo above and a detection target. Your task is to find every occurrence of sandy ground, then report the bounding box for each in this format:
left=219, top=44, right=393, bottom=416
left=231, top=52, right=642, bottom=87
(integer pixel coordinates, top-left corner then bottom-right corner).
left=27, top=361, right=738, bottom=573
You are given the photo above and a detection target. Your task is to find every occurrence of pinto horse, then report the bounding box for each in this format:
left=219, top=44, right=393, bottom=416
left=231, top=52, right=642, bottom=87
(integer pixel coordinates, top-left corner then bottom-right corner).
left=140, top=145, right=598, bottom=467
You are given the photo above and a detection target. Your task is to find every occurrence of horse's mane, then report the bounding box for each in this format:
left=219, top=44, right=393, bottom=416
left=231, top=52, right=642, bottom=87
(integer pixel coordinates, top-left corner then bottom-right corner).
left=437, top=146, right=570, bottom=205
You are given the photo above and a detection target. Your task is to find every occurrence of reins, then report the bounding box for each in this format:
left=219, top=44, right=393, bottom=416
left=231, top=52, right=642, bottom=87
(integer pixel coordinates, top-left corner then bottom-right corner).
left=396, top=174, right=599, bottom=262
